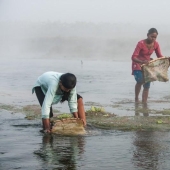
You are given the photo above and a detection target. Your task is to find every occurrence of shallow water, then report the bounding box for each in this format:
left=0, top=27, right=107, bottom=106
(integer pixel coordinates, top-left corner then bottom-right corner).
left=1, top=110, right=170, bottom=170
left=1, top=58, right=170, bottom=169
left=1, top=58, right=170, bottom=114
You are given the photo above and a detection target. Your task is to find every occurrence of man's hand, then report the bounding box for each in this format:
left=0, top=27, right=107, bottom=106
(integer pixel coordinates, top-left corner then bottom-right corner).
left=43, top=129, right=51, bottom=133
left=81, top=119, right=87, bottom=127
left=142, top=60, right=149, bottom=65
left=73, top=112, right=78, bottom=118
left=73, top=112, right=86, bottom=126
left=42, top=118, right=51, bottom=133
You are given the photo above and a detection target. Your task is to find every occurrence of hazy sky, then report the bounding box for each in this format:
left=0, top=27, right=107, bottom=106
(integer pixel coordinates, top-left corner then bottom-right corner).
left=0, top=0, right=170, bottom=24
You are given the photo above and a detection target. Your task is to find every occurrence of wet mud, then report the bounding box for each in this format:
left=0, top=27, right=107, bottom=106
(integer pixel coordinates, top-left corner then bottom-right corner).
left=1, top=103, right=170, bottom=132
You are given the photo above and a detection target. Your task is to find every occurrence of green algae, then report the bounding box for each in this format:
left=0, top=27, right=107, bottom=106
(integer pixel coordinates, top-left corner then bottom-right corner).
left=86, top=106, right=105, bottom=112
left=111, top=104, right=121, bottom=108
left=0, top=104, right=16, bottom=111
left=85, top=106, right=170, bottom=131
left=154, top=109, right=170, bottom=115
left=85, top=101, right=102, bottom=106
left=22, top=105, right=60, bottom=120
left=1, top=104, right=170, bottom=131
left=0, top=104, right=21, bottom=113
left=56, top=113, right=73, bottom=119
left=87, top=115, right=170, bottom=131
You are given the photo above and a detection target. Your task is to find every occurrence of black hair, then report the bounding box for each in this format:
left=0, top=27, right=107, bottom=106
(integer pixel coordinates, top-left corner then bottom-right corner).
left=148, top=28, right=158, bottom=35
left=60, top=73, right=77, bottom=103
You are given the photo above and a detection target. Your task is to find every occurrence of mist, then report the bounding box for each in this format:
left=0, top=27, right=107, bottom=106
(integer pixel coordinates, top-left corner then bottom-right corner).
left=1, top=0, right=170, bottom=60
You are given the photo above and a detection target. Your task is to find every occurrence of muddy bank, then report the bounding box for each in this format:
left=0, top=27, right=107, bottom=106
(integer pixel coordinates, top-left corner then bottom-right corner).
left=87, top=114, right=170, bottom=131
left=85, top=107, right=170, bottom=131
left=1, top=103, right=170, bottom=131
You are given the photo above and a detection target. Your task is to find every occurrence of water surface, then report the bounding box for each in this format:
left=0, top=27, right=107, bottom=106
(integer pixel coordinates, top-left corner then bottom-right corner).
left=0, top=58, right=170, bottom=170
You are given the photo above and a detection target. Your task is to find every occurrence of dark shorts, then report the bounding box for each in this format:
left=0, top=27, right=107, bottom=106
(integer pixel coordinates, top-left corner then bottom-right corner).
left=34, top=86, right=82, bottom=118
left=133, top=70, right=150, bottom=89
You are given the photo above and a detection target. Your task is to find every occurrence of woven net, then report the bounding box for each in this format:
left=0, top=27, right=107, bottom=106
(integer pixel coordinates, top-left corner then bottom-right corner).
left=51, top=118, right=86, bottom=135
left=141, top=57, right=169, bottom=83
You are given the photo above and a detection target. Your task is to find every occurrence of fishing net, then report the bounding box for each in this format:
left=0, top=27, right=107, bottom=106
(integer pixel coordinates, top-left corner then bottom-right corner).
left=51, top=118, right=86, bottom=135
left=141, top=57, right=169, bottom=83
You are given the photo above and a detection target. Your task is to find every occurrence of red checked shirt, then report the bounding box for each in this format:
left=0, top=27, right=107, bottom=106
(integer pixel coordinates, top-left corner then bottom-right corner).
left=131, top=40, right=162, bottom=74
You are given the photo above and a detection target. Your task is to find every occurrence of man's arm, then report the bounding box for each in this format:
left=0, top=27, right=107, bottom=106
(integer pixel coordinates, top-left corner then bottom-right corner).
left=155, top=42, right=163, bottom=58
left=41, top=83, right=57, bottom=132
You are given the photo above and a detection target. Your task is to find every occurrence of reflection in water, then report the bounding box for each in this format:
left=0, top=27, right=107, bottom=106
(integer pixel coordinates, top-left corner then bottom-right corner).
left=133, top=131, right=161, bottom=170
left=132, top=131, right=170, bottom=170
left=135, top=103, right=149, bottom=116
left=34, top=134, right=85, bottom=170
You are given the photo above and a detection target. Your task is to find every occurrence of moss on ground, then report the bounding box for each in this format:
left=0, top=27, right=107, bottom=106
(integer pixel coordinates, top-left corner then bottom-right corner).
left=85, top=106, right=170, bottom=131
left=1, top=104, right=170, bottom=131
left=87, top=114, right=170, bottom=131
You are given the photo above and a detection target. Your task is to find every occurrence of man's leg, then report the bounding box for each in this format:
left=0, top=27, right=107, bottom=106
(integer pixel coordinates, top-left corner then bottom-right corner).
left=135, top=83, right=142, bottom=102
left=134, top=70, right=145, bottom=103
left=142, top=82, right=150, bottom=103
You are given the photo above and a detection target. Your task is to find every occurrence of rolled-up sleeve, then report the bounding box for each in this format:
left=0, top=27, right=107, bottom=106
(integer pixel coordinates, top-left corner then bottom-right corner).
left=132, top=42, right=141, bottom=61
left=68, top=87, right=78, bottom=113
left=41, top=83, right=57, bottom=119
